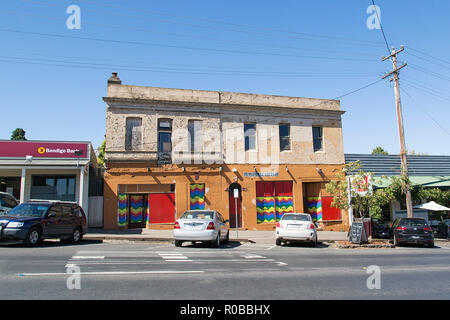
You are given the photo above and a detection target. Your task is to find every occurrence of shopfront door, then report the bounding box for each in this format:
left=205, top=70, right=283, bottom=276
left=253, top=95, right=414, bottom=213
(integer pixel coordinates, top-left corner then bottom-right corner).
left=228, top=183, right=242, bottom=228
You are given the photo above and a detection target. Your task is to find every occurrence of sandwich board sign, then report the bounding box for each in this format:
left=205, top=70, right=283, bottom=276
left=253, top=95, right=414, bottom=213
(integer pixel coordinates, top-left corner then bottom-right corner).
left=348, top=222, right=368, bottom=244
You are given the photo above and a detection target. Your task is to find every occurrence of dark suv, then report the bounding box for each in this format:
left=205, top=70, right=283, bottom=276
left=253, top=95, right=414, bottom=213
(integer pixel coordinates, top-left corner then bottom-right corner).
left=392, top=218, right=434, bottom=247
left=0, top=200, right=87, bottom=247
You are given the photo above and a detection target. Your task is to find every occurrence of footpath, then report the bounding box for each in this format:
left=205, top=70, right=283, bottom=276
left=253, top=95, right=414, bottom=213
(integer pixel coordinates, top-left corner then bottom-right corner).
left=84, top=228, right=348, bottom=245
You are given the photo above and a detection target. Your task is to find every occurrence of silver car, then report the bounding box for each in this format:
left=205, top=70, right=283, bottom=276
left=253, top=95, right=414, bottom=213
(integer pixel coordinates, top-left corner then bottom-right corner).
left=173, top=210, right=230, bottom=247
left=275, top=213, right=318, bottom=246
left=0, top=192, right=19, bottom=215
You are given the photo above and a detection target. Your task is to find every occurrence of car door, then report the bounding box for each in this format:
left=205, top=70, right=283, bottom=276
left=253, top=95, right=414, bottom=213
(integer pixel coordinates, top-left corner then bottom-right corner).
left=216, top=212, right=228, bottom=239
left=60, top=205, right=76, bottom=236
left=43, top=205, right=63, bottom=237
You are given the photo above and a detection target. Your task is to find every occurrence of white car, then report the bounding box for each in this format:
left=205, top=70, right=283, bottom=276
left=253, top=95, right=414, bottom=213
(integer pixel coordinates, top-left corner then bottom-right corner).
left=275, top=213, right=318, bottom=246
left=173, top=210, right=230, bottom=247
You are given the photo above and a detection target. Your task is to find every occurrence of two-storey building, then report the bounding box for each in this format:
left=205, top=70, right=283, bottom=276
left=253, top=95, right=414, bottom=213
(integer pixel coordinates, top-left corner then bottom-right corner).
left=103, top=73, right=348, bottom=231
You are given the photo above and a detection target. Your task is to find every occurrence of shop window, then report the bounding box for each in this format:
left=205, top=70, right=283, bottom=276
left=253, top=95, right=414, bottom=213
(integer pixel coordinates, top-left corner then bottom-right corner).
left=279, top=124, right=290, bottom=151
left=312, top=126, right=323, bottom=152
left=125, top=117, right=142, bottom=151
left=31, top=175, right=76, bottom=201
left=244, top=123, right=256, bottom=151
left=188, top=120, right=203, bottom=152
left=256, top=181, right=293, bottom=223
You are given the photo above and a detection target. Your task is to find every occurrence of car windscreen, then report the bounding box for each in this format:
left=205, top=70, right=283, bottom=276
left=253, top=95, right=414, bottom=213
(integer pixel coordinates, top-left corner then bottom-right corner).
left=180, top=211, right=215, bottom=220
left=7, top=204, right=51, bottom=217
left=401, top=219, right=427, bottom=227
left=281, top=214, right=310, bottom=221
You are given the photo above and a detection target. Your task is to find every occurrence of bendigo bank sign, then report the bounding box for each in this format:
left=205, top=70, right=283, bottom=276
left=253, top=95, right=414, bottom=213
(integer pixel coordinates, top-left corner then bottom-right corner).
left=0, top=141, right=88, bottom=159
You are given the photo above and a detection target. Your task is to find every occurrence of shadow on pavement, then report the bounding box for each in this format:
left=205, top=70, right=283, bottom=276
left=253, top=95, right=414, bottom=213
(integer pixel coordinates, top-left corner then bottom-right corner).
left=278, top=241, right=330, bottom=248
left=0, top=239, right=103, bottom=248
left=176, top=240, right=243, bottom=249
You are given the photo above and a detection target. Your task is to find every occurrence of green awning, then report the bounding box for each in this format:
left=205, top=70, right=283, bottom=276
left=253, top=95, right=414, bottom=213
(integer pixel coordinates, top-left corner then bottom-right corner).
left=373, top=176, right=450, bottom=188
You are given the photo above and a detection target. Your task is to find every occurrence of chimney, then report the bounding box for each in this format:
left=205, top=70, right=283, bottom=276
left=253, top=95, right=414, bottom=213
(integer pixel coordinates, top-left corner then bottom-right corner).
left=107, top=72, right=121, bottom=84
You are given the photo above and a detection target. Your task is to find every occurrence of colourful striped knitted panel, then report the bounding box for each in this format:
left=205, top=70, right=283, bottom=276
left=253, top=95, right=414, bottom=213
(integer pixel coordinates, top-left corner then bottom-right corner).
left=117, top=193, right=128, bottom=227
left=256, top=196, right=276, bottom=223
left=307, top=197, right=323, bottom=221
left=129, top=195, right=144, bottom=224
left=190, top=184, right=205, bottom=210
left=275, top=196, right=294, bottom=221
left=146, top=196, right=150, bottom=225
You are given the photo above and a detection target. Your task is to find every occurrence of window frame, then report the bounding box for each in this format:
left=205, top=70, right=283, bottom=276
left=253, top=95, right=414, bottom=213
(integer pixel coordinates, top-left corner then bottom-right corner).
left=312, top=126, right=323, bottom=152
left=244, top=123, right=256, bottom=151
left=125, top=117, right=143, bottom=151
left=279, top=123, right=291, bottom=152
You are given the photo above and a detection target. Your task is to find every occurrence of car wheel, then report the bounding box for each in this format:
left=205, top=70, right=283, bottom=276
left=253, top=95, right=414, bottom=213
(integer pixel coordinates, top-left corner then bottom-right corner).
left=174, top=240, right=183, bottom=247
left=70, top=227, right=83, bottom=244
left=276, top=238, right=282, bottom=246
left=212, top=233, right=221, bottom=248
left=224, top=231, right=229, bottom=244
left=24, top=227, right=41, bottom=247
left=426, top=242, right=434, bottom=248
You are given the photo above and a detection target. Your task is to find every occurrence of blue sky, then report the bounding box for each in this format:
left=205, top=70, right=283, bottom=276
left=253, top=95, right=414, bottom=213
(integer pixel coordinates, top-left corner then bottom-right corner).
left=1, top=0, right=449, bottom=155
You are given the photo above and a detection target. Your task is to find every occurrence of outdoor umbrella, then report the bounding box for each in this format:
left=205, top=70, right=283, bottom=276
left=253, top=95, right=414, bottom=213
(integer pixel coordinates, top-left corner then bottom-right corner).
left=413, top=201, right=450, bottom=211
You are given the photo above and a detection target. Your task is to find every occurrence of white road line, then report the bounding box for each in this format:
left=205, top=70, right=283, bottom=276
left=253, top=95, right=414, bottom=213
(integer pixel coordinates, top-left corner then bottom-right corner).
left=243, top=254, right=265, bottom=259
left=161, top=256, right=189, bottom=260
left=70, top=256, right=105, bottom=260
left=267, top=245, right=277, bottom=250
left=18, top=270, right=205, bottom=277
left=165, top=260, right=193, bottom=262
left=276, top=261, right=288, bottom=266
left=157, top=253, right=184, bottom=256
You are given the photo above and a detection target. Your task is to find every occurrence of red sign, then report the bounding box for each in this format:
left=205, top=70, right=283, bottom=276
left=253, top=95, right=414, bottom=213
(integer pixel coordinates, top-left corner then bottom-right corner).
left=0, top=141, right=89, bottom=159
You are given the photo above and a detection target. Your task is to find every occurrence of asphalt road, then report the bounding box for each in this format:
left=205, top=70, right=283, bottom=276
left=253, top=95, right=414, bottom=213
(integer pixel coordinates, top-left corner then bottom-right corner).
left=0, top=239, right=449, bottom=300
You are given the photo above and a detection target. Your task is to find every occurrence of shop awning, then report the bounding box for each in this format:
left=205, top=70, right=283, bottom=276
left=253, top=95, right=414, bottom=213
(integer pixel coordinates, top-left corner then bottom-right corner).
left=414, top=201, right=450, bottom=211
left=373, top=176, right=450, bottom=188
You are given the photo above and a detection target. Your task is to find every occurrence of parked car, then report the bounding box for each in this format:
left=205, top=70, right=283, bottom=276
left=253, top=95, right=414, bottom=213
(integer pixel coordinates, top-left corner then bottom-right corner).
left=173, top=210, right=230, bottom=247
left=0, top=192, right=19, bottom=215
left=391, top=217, right=434, bottom=247
left=275, top=213, right=318, bottom=246
left=0, top=200, right=87, bottom=247
left=371, top=218, right=391, bottom=239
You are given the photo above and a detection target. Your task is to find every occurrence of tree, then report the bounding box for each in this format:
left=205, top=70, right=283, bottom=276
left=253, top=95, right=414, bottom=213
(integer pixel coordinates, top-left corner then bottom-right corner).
left=10, top=128, right=27, bottom=141
left=325, top=161, right=393, bottom=220
left=97, top=139, right=106, bottom=167
left=371, top=146, right=388, bottom=155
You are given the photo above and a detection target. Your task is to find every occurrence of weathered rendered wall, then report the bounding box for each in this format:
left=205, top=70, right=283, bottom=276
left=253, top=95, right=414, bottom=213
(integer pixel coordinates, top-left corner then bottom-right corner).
left=103, top=78, right=348, bottom=231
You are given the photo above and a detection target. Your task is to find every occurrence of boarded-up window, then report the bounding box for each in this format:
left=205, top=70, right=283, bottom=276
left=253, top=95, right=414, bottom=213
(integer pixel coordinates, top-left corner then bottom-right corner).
left=125, top=118, right=142, bottom=151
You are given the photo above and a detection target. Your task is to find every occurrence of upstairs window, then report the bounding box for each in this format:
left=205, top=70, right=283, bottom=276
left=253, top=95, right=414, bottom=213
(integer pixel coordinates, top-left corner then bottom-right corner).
left=244, top=123, right=256, bottom=151
left=188, top=120, right=203, bottom=152
left=312, top=126, right=323, bottom=152
left=125, top=118, right=142, bottom=151
left=279, top=124, right=290, bottom=152
left=158, top=119, right=172, bottom=153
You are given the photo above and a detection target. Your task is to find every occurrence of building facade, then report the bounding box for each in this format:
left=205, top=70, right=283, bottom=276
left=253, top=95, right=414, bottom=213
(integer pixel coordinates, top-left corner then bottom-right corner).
left=0, top=140, right=98, bottom=223
left=103, top=73, right=348, bottom=231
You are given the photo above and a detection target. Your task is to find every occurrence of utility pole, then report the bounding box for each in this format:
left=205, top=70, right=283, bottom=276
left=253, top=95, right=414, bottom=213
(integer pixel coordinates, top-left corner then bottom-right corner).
left=382, top=46, right=413, bottom=218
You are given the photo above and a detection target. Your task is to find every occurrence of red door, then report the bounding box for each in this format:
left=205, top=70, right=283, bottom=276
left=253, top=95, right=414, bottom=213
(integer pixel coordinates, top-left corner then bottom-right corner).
left=228, top=183, right=242, bottom=228
left=147, top=193, right=175, bottom=224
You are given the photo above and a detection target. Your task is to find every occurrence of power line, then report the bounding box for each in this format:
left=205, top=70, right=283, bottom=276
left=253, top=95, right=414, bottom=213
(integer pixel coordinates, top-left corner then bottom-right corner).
left=0, top=28, right=378, bottom=62
left=19, top=0, right=387, bottom=48
left=0, top=55, right=382, bottom=78
left=0, top=9, right=380, bottom=59
left=407, top=64, right=450, bottom=82
left=371, top=0, right=391, bottom=54
left=400, top=86, right=450, bottom=137
left=401, top=82, right=450, bottom=102
left=401, top=79, right=450, bottom=100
